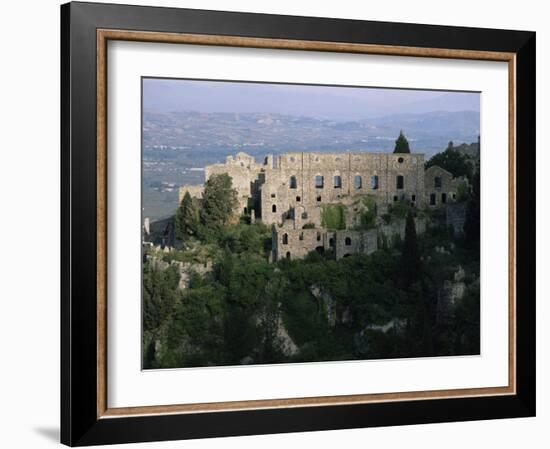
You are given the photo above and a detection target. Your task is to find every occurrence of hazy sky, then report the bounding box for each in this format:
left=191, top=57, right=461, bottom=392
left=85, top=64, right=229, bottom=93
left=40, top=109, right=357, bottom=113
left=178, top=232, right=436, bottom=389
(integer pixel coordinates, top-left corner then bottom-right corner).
left=143, top=78, right=480, bottom=121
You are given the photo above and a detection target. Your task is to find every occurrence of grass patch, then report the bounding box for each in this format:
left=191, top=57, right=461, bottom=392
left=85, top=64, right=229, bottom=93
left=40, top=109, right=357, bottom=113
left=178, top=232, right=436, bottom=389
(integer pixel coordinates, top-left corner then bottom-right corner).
left=321, top=204, right=346, bottom=230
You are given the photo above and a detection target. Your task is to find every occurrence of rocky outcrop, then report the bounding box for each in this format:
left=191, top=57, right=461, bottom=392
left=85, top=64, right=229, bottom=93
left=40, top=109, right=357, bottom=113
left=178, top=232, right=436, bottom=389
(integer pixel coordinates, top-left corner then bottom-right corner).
left=436, top=265, right=470, bottom=323
left=276, top=318, right=298, bottom=356
left=147, top=253, right=213, bottom=291
left=446, top=202, right=468, bottom=236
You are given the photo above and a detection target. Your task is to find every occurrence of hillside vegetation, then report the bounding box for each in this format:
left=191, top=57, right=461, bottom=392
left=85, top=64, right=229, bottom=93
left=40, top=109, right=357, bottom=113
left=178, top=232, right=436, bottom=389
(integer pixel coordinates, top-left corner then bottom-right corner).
left=143, top=166, right=480, bottom=369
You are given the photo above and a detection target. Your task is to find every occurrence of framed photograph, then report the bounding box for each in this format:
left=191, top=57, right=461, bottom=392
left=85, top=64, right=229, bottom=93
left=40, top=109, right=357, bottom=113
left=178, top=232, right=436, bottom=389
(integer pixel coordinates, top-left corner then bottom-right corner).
left=61, top=1, right=536, bottom=446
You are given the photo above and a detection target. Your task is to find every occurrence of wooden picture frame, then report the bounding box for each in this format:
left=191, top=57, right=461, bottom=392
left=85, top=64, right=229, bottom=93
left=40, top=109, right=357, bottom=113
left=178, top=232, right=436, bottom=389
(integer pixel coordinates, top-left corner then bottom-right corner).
left=61, top=1, right=536, bottom=446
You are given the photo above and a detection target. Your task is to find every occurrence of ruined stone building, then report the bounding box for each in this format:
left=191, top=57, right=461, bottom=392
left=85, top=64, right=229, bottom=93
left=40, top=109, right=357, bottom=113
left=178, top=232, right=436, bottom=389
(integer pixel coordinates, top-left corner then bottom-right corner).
left=424, top=165, right=466, bottom=207
left=179, top=151, right=464, bottom=261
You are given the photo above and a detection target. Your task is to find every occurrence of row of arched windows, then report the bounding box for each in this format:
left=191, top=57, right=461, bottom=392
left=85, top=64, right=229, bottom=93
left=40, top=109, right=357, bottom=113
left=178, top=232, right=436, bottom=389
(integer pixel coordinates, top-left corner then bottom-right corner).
left=288, top=175, right=381, bottom=190
left=281, top=233, right=353, bottom=246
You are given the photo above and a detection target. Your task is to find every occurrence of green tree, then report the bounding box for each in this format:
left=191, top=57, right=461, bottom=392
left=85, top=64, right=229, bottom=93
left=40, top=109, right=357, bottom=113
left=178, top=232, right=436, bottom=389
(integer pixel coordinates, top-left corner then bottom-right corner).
left=393, top=130, right=411, bottom=154
left=425, top=146, right=472, bottom=179
left=400, top=211, right=422, bottom=289
left=200, top=173, right=238, bottom=236
left=165, top=283, right=226, bottom=366
left=142, top=263, right=180, bottom=334
left=175, top=191, right=199, bottom=240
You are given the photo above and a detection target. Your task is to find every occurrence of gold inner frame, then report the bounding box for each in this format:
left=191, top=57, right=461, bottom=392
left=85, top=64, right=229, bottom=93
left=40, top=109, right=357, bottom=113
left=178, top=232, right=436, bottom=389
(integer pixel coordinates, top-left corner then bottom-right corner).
left=96, top=29, right=517, bottom=419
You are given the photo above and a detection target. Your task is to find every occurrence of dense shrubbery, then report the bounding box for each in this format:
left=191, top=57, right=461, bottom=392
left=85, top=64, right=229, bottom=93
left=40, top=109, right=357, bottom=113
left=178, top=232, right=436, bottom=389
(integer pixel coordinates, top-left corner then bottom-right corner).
left=388, top=201, right=410, bottom=219
left=354, top=196, right=377, bottom=230
left=321, top=204, right=346, bottom=230
left=425, top=143, right=474, bottom=180
left=143, top=211, right=480, bottom=368
left=145, top=170, right=480, bottom=368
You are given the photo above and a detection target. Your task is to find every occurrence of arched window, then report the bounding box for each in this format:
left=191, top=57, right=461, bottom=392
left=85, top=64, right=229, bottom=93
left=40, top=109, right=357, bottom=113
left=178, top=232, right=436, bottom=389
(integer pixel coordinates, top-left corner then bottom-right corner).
left=354, top=175, right=362, bottom=189
left=289, top=176, right=297, bottom=189
left=316, top=232, right=321, bottom=242
left=286, top=251, right=291, bottom=260
left=371, top=175, right=379, bottom=190
left=430, top=193, right=436, bottom=205
left=272, top=204, right=277, bottom=213
left=396, top=175, right=404, bottom=190
left=296, top=196, right=301, bottom=202
left=315, top=175, right=324, bottom=189
left=434, top=176, right=442, bottom=188
left=282, top=233, right=288, bottom=245
left=441, top=193, right=447, bottom=204
left=334, top=175, right=342, bottom=188
left=345, top=237, right=352, bottom=246
left=299, top=232, right=304, bottom=241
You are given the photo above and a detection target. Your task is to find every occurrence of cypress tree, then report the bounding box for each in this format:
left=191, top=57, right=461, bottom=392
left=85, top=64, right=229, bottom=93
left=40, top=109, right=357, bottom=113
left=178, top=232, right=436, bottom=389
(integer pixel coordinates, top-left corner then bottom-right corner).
left=401, top=211, right=434, bottom=355
left=400, top=211, right=421, bottom=288
left=394, top=130, right=411, bottom=154
left=175, top=191, right=198, bottom=240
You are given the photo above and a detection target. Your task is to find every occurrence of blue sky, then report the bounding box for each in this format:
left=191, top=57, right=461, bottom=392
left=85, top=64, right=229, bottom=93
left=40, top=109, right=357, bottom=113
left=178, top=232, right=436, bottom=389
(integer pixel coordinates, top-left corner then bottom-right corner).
left=143, top=78, right=480, bottom=121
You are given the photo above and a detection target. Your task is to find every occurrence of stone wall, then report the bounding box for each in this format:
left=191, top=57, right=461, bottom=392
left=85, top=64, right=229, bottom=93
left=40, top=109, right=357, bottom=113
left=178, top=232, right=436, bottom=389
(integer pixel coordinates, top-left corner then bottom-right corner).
left=272, top=217, right=425, bottom=262
left=178, top=184, right=204, bottom=203
left=205, top=152, right=265, bottom=215
left=446, top=202, right=468, bottom=236
left=261, top=151, right=425, bottom=226
left=334, top=229, right=378, bottom=259
left=273, top=227, right=328, bottom=261
left=378, top=217, right=427, bottom=242
left=424, top=165, right=467, bottom=207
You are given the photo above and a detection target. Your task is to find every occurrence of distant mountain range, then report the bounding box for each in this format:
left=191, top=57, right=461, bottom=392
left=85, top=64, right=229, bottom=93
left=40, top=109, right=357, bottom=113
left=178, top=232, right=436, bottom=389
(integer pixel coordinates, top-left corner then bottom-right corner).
left=143, top=109, right=479, bottom=157
left=142, top=109, right=480, bottom=220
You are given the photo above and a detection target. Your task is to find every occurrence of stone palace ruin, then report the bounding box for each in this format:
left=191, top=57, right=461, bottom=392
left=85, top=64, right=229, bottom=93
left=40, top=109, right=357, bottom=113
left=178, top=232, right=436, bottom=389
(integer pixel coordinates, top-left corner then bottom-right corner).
left=179, top=151, right=465, bottom=261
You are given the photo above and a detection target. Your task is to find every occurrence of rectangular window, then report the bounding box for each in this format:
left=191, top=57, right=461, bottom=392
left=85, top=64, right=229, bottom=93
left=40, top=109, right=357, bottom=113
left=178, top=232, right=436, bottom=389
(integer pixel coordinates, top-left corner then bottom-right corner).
left=430, top=193, right=436, bottom=205
left=371, top=175, right=379, bottom=190
left=315, top=175, right=324, bottom=188
left=333, top=175, right=342, bottom=188
left=396, top=175, right=404, bottom=190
